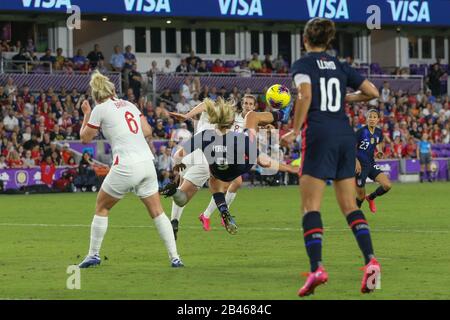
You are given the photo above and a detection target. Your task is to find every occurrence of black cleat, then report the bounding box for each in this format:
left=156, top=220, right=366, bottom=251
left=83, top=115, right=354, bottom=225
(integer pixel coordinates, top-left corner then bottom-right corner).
left=171, top=219, right=179, bottom=240
left=221, top=211, right=238, bottom=235
left=159, top=182, right=178, bottom=198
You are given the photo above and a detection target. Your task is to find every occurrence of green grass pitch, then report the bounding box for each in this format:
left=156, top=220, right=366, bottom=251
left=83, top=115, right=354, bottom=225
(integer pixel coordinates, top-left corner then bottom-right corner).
left=1, top=183, right=449, bottom=300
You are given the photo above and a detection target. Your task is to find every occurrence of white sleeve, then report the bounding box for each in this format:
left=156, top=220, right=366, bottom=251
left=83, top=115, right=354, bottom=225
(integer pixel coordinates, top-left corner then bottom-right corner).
left=294, top=74, right=311, bottom=87
left=87, top=105, right=102, bottom=129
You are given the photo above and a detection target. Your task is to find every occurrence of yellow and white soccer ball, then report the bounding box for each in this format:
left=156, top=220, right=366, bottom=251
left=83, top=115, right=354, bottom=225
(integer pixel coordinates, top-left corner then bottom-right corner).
left=266, top=84, right=291, bottom=109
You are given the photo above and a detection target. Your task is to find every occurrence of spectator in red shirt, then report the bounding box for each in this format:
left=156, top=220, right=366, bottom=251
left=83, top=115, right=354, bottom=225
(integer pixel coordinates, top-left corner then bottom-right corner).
left=431, top=124, right=442, bottom=143
left=260, top=62, right=272, bottom=74
left=40, top=155, right=56, bottom=187
left=393, top=136, right=404, bottom=158
left=61, top=143, right=73, bottom=165
left=7, top=150, right=23, bottom=168
left=211, top=59, right=227, bottom=73
left=404, top=137, right=418, bottom=158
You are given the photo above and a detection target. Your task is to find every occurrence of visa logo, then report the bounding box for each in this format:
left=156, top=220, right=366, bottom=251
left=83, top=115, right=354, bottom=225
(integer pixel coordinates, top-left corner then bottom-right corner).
left=22, top=0, right=72, bottom=9
left=219, top=0, right=263, bottom=17
left=124, top=0, right=171, bottom=13
left=306, top=0, right=349, bottom=19
left=387, top=0, right=430, bottom=23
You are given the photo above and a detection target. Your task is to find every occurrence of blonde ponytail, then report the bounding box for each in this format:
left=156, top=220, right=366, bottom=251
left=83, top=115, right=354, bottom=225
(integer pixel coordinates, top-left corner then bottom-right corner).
left=204, top=97, right=235, bottom=130
left=89, top=70, right=116, bottom=103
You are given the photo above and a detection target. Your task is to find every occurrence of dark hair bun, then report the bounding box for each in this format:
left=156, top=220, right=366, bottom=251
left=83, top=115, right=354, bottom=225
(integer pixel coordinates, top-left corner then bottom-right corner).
left=303, top=18, right=336, bottom=48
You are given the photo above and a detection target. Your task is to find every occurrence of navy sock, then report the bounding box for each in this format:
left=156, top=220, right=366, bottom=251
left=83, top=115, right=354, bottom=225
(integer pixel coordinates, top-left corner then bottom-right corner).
left=420, top=171, right=424, bottom=181
left=426, top=171, right=431, bottom=180
left=347, top=211, right=374, bottom=265
left=356, top=198, right=364, bottom=208
left=213, top=192, right=228, bottom=215
left=368, top=186, right=389, bottom=200
left=302, top=211, right=323, bottom=272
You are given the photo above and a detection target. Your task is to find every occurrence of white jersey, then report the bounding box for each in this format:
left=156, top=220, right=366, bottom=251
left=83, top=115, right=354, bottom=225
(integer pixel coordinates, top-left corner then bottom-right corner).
left=195, top=111, right=245, bottom=134
left=195, top=111, right=216, bottom=134
left=88, top=98, right=154, bottom=165
left=233, top=113, right=245, bottom=133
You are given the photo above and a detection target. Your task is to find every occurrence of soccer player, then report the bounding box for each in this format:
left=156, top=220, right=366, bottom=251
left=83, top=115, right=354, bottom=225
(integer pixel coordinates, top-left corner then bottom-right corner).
left=417, top=133, right=434, bottom=182
left=167, top=95, right=260, bottom=237
left=161, top=97, right=295, bottom=235
left=199, top=95, right=256, bottom=231
left=77, top=71, right=183, bottom=268
left=288, top=18, right=381, bottom=296
left=355, top=109, right=392, bottom=213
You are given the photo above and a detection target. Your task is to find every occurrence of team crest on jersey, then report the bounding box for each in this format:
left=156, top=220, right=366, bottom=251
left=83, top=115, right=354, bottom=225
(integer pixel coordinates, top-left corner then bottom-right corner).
left=371, top=138, right=375, bottom=144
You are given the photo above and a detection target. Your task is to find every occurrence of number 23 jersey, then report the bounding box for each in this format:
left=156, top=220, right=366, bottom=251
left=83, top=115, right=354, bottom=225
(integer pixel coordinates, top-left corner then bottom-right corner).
left=291, top=52, right=365, bottom=136
left=88, top=98, right=154, bottom=165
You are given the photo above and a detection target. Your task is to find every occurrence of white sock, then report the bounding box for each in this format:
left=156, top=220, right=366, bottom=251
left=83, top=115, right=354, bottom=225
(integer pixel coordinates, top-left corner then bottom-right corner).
left=203, top=197, right=217, bottom=218
left=171, top=201, right=184, bottom=221
left=154, top=213, right=179, bottom=261
left=88, top=215, right=108, bottom=257
left=173, top=189, right=188, bottom=207
left=225, top=191, right=237, bottom=208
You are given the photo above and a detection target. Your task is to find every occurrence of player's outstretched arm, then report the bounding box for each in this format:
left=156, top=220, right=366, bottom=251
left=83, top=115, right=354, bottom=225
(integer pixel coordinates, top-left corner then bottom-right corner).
left=169, top=102, right=206, bottom=121
left=345, top=80, right=380, bottom=103
left=244, top=111, right=275, bottom=131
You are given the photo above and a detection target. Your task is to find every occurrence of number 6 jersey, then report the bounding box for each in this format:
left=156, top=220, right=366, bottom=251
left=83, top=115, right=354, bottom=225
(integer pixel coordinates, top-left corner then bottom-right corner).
left=87, top=98, right=154, bottom=165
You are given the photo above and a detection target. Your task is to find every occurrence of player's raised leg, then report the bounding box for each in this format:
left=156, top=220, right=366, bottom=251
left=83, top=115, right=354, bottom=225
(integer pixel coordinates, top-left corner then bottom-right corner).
left=298, top=175, right=329, bottom=297
left=366, top=173, right=392, bottom=213
left=79, top=189, right=119, bottom=268
left=334, top=178, right=381, bottom=293
left=141, top=193, right=183, bottom=267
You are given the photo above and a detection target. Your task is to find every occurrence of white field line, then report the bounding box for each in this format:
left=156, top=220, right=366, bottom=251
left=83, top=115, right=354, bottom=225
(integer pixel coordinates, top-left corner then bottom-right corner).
left=0, top=223, right=449, bottom=234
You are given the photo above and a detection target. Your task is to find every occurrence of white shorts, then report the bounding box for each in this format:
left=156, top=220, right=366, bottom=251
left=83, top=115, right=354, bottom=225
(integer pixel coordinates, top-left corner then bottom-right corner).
left=181, top=149, right=210, bottom=188
left=101, top=160, right=159, bottom=199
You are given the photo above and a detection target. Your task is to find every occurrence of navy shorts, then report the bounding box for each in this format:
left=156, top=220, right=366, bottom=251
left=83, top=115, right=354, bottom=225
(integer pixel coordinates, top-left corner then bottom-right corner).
left=211, top=164, right=254, bottom=182
left=356, top=163, right=383, bottom=188
left=300, top=127, right=356, bottom=181
left=419, top=153, right=431, bottom=165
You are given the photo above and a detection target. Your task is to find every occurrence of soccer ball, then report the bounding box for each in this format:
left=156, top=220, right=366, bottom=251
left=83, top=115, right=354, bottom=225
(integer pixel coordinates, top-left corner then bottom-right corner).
left=266, top=84, right=291, bottom=109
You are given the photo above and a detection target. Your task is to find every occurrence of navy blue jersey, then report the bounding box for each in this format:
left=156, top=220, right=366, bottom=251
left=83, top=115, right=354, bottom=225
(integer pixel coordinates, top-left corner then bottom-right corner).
left=291, top=52, right=365, bottom=136
left=356, top=126, right=383, bottom=165
left=182, top=129, right=258, bottom=181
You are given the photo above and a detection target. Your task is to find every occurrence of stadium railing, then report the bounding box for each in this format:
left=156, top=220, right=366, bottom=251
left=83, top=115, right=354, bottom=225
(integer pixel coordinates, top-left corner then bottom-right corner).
left=0, top=70, right=123, bottom=95
left=151, top=72, right=425, bottom=97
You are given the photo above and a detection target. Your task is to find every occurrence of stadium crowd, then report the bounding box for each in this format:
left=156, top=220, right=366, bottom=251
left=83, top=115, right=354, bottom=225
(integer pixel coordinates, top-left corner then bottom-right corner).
left=1, top=44, right=450, bottom=187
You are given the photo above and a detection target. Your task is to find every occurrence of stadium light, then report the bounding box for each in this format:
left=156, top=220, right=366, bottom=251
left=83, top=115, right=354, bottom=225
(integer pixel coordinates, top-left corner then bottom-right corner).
left=166, top=20, right=172, bottom=24
left=102, top=16, right=108, bottom=22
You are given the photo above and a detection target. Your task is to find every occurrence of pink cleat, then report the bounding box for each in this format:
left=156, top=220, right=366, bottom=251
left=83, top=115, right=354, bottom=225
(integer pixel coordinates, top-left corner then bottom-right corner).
left=361, top=258, right=381, bottom=294
left=199, top=213, right=211, bottom=231
left=365, top=196, right=377, bottom=214
left=221, top=217, right=225, bottom=227
left=298, top=266, right=328, bottom=297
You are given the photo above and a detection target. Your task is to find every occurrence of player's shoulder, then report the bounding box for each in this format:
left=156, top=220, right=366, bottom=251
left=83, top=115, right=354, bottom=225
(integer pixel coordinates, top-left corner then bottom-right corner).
left=291, top=55, right=315, bottom=75
left=357, top=126, right=367, bottom=135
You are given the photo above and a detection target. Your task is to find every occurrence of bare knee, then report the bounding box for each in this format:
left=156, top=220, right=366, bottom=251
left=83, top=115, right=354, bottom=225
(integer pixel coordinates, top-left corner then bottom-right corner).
left=302, top=199, right=321, bottom=214
left=95, top=205, right=109, bottom=217
left=382, top=181, right=392, bottom=191
left=229, top=178, right=242, bottom=192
